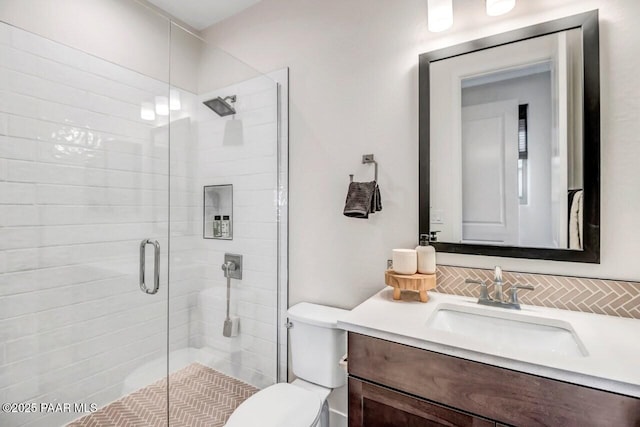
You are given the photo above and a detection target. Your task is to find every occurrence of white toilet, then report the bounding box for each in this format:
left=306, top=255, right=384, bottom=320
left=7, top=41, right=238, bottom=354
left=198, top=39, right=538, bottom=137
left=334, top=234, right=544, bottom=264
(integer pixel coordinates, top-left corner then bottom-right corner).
left=225, top=302, right=349, bottom=427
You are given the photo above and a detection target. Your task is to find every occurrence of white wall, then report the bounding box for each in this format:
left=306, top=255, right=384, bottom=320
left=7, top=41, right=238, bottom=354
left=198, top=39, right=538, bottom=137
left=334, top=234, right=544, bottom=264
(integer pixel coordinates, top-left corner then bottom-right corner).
left=203, top=0, right=640, bottom=310
left=204, top=0, right=423, bottom=309
left=0, top=0, right=202, bottom=92
left=0, top=0, right=170, bottom=82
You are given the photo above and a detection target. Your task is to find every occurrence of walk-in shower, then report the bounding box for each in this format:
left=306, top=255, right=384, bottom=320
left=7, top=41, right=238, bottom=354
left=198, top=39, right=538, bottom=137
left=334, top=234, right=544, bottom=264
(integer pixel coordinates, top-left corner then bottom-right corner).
left=0, top=1, right=288, bottom=426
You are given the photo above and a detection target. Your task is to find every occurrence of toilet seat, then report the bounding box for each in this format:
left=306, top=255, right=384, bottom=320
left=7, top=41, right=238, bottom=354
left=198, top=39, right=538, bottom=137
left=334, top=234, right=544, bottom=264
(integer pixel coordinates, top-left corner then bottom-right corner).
left=225, top=383, right=322, bottom=427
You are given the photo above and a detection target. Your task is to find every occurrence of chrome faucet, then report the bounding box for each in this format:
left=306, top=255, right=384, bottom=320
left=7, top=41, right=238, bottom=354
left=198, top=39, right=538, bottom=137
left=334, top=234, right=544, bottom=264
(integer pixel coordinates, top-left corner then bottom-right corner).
left=493, top=266, right=504, bottom=302
left=465, top=266, right=534, bottom=310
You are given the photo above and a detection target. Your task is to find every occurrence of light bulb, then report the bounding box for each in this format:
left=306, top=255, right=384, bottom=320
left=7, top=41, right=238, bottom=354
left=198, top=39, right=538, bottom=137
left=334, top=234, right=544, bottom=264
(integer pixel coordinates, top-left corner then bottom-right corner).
left=486, top=0, right=516, bottom=16
left=428, top=0, right=453, bottom=33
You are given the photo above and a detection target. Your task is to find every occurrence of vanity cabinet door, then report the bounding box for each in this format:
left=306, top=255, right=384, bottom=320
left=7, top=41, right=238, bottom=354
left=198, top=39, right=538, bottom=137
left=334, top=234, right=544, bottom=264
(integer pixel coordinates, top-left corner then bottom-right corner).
left=349, top=377, right=494, bottom=427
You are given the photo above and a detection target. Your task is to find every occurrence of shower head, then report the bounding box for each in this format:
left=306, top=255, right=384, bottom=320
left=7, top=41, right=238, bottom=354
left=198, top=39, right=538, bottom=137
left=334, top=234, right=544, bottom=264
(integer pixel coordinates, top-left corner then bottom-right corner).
left=203, top=95, right=237, bottom=117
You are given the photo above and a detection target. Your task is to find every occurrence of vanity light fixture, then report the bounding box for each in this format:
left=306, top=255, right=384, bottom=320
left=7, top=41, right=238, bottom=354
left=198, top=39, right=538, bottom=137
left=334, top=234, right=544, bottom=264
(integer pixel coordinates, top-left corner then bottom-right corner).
left=428, top=0, right=453, bottom=33
left=486, top=0, right=516, bottom=16
left=429, top=0, right=516, bottom=33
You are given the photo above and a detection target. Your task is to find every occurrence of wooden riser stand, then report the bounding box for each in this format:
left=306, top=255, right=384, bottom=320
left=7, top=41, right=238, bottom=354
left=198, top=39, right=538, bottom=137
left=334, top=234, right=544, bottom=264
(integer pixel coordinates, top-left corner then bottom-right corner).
left=384, top=270, right=436, bottom=303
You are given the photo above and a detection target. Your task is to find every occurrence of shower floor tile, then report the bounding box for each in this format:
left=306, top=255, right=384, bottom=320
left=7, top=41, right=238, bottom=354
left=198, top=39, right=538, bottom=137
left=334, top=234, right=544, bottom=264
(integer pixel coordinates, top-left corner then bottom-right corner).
left=68, top=363, right=258, bottom=427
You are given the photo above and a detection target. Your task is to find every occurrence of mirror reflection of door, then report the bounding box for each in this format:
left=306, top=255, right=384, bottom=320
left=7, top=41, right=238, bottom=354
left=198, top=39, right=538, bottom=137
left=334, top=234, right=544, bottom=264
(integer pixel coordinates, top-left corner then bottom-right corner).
left=461, top=63, right=561, bottom=249
left=461, top=100, right=519, bottom=245
left=429, top=28, right=585, bottom=251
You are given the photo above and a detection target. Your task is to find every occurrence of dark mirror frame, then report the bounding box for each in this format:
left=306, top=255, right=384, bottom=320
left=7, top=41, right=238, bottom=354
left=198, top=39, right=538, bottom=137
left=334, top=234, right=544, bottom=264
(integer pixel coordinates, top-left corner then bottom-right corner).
left=419, top=10, right=600, bottom=263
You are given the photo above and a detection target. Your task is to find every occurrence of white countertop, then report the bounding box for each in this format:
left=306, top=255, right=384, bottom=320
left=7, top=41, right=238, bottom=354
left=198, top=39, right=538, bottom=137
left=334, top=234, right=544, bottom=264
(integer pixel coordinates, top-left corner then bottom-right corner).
left=338, top=288, right=640, bottom=398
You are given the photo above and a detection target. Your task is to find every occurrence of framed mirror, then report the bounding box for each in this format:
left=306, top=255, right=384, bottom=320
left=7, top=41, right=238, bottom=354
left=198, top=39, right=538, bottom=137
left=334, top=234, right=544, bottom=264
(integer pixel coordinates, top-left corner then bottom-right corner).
left=419, top=11, right=600, bottom=263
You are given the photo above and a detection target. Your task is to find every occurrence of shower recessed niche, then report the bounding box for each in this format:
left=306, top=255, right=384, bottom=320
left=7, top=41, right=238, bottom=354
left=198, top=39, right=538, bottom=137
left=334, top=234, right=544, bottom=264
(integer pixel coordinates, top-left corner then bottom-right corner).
left=203, top=185, right=233, bottom=240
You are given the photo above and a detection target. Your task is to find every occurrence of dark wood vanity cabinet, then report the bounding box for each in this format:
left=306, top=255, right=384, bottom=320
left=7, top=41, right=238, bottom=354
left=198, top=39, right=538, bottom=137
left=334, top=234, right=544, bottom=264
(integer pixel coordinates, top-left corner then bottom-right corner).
left=350, top=377, right=493, bottom=427
left=347, top=333, right=640, bottom=427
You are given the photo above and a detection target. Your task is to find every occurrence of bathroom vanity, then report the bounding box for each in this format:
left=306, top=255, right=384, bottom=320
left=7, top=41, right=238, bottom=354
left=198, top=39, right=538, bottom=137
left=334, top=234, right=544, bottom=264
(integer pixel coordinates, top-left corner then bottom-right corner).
left=339, top=290, right=640, bottom=426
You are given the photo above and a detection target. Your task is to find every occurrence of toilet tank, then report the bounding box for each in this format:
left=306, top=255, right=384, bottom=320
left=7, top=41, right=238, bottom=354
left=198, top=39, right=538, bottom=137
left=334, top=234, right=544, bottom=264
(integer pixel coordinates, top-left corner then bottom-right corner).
left=287, top=303, right=349, bottom=388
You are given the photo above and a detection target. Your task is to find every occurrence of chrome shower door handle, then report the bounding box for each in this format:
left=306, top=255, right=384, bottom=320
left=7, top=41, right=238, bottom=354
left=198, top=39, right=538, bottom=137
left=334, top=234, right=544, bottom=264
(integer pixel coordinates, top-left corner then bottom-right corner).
left=139, top=239, right=160, bottom=295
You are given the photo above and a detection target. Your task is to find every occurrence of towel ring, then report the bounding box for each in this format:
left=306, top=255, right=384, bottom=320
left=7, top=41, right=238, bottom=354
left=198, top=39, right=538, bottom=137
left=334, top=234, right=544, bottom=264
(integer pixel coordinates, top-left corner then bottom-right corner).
left=349, top=154, right=378, bottom=182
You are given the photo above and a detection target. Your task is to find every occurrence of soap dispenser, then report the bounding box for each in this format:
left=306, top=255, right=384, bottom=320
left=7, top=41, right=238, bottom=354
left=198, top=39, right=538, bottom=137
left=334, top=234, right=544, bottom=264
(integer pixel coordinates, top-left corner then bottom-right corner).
left=415, top=234, right=436, bottom=274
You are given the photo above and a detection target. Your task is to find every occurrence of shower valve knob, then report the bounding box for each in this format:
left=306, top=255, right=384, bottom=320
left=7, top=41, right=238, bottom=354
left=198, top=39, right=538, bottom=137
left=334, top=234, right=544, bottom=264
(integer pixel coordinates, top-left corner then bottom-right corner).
left=221, top=261, right=236, bottom=272
left=222, top=254, right=243, bottom=280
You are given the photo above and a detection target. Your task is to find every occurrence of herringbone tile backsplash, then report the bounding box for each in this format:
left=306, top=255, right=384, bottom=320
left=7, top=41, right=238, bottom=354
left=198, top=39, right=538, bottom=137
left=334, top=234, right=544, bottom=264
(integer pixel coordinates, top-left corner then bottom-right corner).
left=435, top=265, right=640, bottom=319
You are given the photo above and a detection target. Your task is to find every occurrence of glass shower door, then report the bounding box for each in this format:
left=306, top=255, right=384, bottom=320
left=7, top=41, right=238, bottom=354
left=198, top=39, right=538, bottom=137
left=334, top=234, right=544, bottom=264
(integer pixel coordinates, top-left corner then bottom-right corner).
left=0, top=20, right=171, bottom=427
left=165, top=22, right=288, bottom=425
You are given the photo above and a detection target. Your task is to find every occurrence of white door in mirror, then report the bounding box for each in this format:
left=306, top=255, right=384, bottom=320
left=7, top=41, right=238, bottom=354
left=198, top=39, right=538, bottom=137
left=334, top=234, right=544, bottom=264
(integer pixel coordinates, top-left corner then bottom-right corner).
left=461, top=100, right=519, bottom=245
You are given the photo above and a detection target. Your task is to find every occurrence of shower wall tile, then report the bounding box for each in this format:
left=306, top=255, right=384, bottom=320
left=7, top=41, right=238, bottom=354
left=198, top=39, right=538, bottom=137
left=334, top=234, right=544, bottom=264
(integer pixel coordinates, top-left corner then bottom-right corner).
left=0, top=182, right=35, bottom=204
left=0, top=137, right=37, bottom=163
left=0, top=252, right=6, bottom=273
left=0, top=23, right=9, bottom=44
left=0, top=114, right=8, bottom=136
left=0, top=23, right=174, bottom=426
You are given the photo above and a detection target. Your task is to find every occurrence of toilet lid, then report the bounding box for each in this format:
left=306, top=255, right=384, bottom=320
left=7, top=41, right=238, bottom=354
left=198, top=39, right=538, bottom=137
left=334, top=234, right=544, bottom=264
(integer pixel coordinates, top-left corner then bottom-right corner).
left=225, top=383, right=322, bottom=427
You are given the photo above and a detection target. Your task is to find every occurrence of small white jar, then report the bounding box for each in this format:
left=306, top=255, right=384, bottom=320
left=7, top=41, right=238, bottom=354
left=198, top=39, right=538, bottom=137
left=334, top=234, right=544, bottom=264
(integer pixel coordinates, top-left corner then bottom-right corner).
left=392, top=249, right=418, bottom=275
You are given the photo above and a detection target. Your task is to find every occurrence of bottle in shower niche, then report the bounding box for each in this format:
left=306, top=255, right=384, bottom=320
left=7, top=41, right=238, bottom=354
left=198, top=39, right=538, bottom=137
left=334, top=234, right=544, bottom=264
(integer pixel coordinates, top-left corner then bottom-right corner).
left=416, top=234, right=436, bottom=274
left=213, top=216, right=222, bottom=238
left=221, top=215, right=231, bottom=238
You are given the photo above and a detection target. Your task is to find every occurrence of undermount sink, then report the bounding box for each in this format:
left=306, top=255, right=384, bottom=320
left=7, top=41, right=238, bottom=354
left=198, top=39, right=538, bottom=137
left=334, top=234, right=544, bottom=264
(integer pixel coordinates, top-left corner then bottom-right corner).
left=426, top=303, right=588, bottom=358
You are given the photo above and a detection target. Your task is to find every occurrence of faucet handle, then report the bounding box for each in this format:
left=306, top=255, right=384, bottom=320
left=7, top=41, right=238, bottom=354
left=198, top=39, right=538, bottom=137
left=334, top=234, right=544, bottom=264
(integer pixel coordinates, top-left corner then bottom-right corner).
left=508, top=284, right=534, bottom=305
left=465, top=279, right=490, bottom=301
left=221, top=261, right=237, bottom=277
